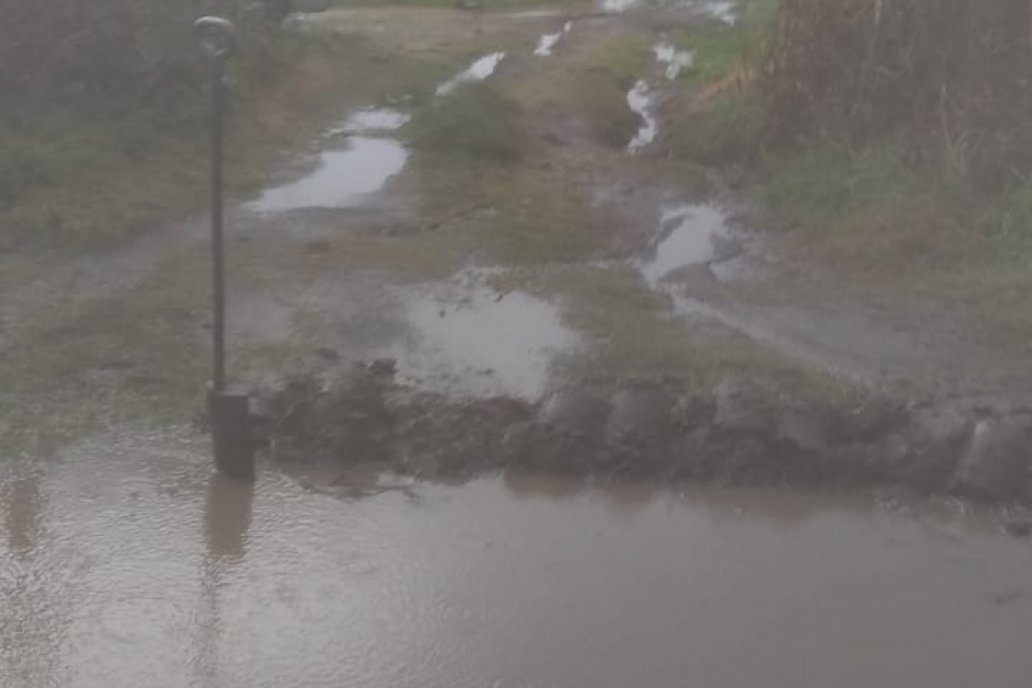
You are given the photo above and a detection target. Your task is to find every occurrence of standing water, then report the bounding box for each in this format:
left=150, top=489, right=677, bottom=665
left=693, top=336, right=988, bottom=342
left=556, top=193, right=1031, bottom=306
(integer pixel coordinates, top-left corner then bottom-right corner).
left=653, top=41, right=694, bottom=79
left=533, top=21, right=573, bottom=57
left=3, top=435, right=1032, bottom=688
left=247, top=107, right=411, bottom=214
left=627, top=80, right=658, bottom=152
left=390, top=278, right=579, bottom=399
left=246, top=138, right=408, bottom=213
left=436, top=53, right=506, bottom=96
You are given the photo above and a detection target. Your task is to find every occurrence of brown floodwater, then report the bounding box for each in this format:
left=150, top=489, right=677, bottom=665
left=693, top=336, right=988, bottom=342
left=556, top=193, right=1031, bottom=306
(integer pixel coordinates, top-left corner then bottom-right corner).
left=3, top=428, right=1032, bottom=688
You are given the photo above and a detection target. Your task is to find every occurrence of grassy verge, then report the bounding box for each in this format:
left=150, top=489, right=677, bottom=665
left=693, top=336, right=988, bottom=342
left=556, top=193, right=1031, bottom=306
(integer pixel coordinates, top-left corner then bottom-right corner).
left=0, top=19, right=472, bottom=252
left=663, top=0, right=774, bottom=162
left=669, top=0, right=776, bottom=82
left=662, top=0, right=1032, bottom=350
left=570, top=33, right=654, bottom=147
left=406, top=82, right=524, bottom=161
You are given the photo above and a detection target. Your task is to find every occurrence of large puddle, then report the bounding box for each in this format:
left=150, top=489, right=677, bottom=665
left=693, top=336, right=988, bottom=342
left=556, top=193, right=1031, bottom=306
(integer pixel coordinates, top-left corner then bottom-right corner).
left=389, top=274, right=579, bottom=399
left=4, top=433, right=1032, bottom=688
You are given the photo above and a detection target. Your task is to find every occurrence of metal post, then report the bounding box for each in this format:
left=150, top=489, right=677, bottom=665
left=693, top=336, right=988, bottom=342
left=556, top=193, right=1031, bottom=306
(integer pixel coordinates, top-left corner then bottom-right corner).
left=211, top=51, right=227, bottom=393
left=195, top=17, right=254, bottom=481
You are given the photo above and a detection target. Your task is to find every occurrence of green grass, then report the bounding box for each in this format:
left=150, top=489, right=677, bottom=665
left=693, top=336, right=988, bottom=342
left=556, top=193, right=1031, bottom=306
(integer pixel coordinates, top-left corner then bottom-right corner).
left=763, top=144, right=923, bottom=232
left=671, top=0, right=777, bottom=82
left=668, top=91, right=764, bottom=163
left=570, top=33, right=654, bottom=146
left=522, top=266, right=801, bottom=383
left=981, top=183, right=1032, bottom=256
left=406, top=81, right=524, bottom=161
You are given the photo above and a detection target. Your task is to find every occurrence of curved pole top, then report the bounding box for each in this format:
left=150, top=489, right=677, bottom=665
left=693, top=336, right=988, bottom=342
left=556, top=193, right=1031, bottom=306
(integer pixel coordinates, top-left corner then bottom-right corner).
left=194, top=16, right=238, bottom=61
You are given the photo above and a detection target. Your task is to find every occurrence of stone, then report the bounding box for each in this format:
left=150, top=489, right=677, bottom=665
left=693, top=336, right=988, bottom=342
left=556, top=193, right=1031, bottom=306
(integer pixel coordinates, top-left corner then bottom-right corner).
left=952, top=418, right=1032, bottom=500
left=776, top=408, right=833, bottom=454
left=834, top=397, right=909, bottom=443
left=538, top=389, right=610, bottom=437
left=604, top=386, right=673, bottom=446
left=671, top=391, right=715, bottom=432
left=713, top=377, right=775, bottom=434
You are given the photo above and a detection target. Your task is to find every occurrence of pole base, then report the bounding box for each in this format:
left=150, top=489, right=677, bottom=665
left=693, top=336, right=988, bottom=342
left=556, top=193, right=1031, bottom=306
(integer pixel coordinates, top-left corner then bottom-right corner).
left=209, top=389, right=255, bottom=481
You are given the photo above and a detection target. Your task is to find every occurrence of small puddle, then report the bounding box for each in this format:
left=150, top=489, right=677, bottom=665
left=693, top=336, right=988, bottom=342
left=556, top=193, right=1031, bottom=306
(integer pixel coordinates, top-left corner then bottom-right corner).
left=436, top=52, right=506, bottom=97
left=508, top=9, right=564, bottom=19
left=533, top=21, right=573, bottom=57
left=328, top=107, right=410, bottom=135
left=601, top=0, right=641, bottom=13
left=627, top=80, right=658, bottom=152
left=638, top=204, right=734, bottom=286
left=700, top=0, right=738, bottom=24
left=390, top=273, right=579, bottom=399
left=653, top=41, right=694, bottom=80
left=246, top=136, right=408, bottom=213
left=635, top=204, right=929, bottom=379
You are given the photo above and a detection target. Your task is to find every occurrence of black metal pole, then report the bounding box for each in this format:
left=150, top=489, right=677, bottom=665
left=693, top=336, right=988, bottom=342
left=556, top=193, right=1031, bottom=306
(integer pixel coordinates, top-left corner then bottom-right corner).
left=196, top=16, right=254, bottom=481
left=210, top=57, right=227, bottom=393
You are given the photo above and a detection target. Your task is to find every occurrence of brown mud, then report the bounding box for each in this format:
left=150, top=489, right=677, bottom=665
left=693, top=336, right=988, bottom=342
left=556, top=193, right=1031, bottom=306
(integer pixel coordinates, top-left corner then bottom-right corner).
left=261, top=361, right=1032, bottom=504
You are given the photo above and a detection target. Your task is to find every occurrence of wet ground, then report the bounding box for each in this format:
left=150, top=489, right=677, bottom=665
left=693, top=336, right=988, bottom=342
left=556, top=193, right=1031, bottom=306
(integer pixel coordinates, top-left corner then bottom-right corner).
left=5, top=2, right=1032, bottom=684
left=4, top=432, right=1032, bottom=688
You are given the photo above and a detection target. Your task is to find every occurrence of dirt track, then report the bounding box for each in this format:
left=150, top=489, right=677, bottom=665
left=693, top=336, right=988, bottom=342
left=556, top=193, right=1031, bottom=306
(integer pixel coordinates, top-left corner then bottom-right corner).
left=2, top=2, right=1030, bottom=498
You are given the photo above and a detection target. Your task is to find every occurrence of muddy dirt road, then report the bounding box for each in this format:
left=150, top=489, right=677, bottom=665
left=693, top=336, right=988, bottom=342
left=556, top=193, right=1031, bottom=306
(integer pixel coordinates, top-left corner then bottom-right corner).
left=3, top=2, right=1032, bottom=686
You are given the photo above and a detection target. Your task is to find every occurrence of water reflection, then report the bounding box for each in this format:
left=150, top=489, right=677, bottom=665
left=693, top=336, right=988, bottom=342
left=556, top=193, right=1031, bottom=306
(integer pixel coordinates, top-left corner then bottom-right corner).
left=4, top=429, right=1032, bottom=687
left=203, top=473, right=254, bottom=563
left=4, top=469, right=43, bottom=555
left=503, top=471, right=585, bottom=500
left=195, top=473, right=255, bottom=687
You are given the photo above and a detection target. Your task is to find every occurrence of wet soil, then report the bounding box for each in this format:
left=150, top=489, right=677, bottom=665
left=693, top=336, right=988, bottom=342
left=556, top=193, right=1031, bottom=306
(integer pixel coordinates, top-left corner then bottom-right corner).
left=259, top=361, right=1032, bottom=502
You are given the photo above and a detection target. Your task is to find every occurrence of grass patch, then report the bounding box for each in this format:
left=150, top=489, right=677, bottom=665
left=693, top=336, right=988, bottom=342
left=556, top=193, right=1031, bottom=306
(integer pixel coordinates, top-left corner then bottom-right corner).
left=670, top=0, right=777, bottom=82
left=667, top=90, right=764, bottom=163
left=0, top=27, right=463, bottom=251
left=406, top=81, right=523, bottom=161
left=528, top=266, right=799, bottom=382
left=664, top=1, right=776, bottom=162
left=570, top=33, right=653, bottom=147
left=763, top=144, right=924, bottom=232
left=414, top=156, right=610, bottom=265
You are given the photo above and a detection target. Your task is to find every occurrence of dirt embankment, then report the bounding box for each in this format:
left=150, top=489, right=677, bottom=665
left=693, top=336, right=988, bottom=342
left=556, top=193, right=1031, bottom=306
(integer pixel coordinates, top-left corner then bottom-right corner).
left=259, top=361, right=1032, bottom=503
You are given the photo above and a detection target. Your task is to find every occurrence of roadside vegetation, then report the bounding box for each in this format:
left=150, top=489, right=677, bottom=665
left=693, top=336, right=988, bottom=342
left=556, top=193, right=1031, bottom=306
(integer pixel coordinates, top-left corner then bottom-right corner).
left=407, top=82, right=523, bottom=161
left=0, top=1, right=449, bottom=250
left=666, top=0, right=1032, bottom=344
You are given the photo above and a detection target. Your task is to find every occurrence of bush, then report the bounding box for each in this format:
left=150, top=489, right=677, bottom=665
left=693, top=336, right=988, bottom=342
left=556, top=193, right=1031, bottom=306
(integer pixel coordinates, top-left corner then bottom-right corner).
left=406, top=82, right=523, bottom=162
left=764, top=0, right=1032, bottom=186
left=763, top=144, right=922, bottom=229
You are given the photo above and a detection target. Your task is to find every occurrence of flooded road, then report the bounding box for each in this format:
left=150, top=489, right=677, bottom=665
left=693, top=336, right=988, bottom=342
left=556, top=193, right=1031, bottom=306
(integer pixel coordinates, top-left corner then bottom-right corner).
left=3, top=430, right=1032, bottom=688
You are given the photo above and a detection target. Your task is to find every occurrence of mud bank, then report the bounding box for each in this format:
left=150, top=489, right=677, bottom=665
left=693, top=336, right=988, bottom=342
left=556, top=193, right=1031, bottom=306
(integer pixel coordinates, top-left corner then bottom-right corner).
left=258, top=363, right=1032, bottom=504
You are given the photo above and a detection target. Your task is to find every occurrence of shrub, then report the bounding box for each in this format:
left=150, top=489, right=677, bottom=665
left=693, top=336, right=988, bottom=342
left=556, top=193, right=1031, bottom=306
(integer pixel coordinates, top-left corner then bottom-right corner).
left=406, top=82, right=523, bottom=162
left=764, top=0, right=1032, bottom=186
